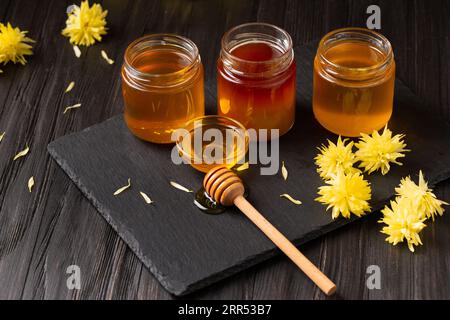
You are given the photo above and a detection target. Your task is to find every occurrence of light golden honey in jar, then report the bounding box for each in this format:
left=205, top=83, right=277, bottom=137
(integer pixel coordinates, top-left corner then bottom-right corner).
left=121, top=34, right=204, bottom=143
left=313, top=28, right=395, bottom=137
left=217, top=23, right=296, bottom=139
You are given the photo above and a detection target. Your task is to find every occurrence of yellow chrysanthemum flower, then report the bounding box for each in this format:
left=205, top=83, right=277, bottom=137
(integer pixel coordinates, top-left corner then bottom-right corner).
left=379, top=198, right=427, bottom=252
left=395, top=170, right=448, bottom=221
left=316, top=169, right=372, bottom=219
left=315, top=136, right=359, bottom=180
left=355, top=126, right=409, bottom=175
left=0, top=23, right=34, bottom=65
left=62, top=1, right=108, bottom=46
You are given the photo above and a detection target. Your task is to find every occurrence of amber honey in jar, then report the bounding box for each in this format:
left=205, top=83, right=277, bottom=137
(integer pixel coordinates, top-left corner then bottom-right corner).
left=313, top=28, right=395, bottom=137
left=217, top=23, right=296, bottom=139
left=121, top=34, right=204, bottom=143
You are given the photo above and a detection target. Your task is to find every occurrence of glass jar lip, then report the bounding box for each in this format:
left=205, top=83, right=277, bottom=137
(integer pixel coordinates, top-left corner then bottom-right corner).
left=317, top=27, right=394, bottom=73
left=123, top=33, right=200, bottom=80
left=221, top=22, right=293, bottom=65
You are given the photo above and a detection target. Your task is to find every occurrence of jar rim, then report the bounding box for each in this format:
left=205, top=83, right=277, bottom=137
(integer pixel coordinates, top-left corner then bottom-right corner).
left=317, top=27, right=394, bottom=74
left=123, top=33, right=200, bottom=83
left=221, top=22, right=293, bottom=66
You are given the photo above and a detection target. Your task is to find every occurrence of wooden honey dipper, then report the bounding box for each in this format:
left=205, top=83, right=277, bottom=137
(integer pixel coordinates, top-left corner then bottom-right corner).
left=204, top=166, right=337, bottom=296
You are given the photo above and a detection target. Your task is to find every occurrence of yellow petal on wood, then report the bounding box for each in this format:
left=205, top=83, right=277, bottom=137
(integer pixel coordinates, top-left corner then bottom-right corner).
left=13, top=144, right=29, bottom=160
left=73, top=45, right=81, bottom=58
left=0, top=132, right=5, bottom=142
left=113, top=178, right=131, bottom=195
left=281, top=161, right=288, bottom=181
left=64, top=81, right=75, bottom=93
left=63, top=103, right=81, bottom=114
left=28, top=176, right=34, bottom=192
left=170, top=181, right=193, bottom=193
left=101, top=50, right=114, bottom=64
left=280, top=193, right=302, bottom=205
left=140, top=191, right=154, bottom=204
left=236, top=162, right=249, bottom=171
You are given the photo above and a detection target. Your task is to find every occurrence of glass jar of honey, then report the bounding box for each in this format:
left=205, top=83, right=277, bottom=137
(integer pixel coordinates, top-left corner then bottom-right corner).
left=122, top=34, right=204, bottom=143
left=217, top=23, right=296, bottom=139
left=313, top=28, right=395, bottom=137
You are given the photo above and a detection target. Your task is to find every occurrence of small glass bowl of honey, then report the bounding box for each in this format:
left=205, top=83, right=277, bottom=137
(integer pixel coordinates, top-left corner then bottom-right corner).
left=175, top=115, right=249, bottom=173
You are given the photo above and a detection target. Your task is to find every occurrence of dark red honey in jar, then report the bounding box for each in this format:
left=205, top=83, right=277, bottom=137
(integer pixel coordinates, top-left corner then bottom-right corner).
left=217, top=23, right=296, bottom=139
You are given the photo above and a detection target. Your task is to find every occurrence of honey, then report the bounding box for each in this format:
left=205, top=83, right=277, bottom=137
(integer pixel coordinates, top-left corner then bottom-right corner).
left=175, top=116, right=249, bottom=173
left=122, top=34, right=204, bottom=143
left=217, top=23, right=296, bottom=139
left=313, top=28, right=395, bottom=137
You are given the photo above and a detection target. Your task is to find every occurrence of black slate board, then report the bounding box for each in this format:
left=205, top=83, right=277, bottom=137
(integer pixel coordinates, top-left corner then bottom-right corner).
left=47, top=43, right=450, bottom=296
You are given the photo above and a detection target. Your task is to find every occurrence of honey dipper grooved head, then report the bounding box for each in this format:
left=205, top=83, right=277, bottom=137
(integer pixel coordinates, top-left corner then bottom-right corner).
left=203, top=166, right=245, bottom=206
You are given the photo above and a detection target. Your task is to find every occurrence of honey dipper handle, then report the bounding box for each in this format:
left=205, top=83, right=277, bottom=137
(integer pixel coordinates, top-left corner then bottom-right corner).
left=233, top=195, right=336, bottom=296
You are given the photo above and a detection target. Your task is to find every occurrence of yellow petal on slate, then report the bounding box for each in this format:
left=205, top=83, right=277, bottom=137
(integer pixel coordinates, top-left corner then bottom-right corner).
left=113, top=178, right=131, bottom=195
left=280, top=193, right=302, bottom=205
left=63, top=103, right=81, bottom=114
left=28, top=176, right=34, bottom=192
left=281, top=161, right=288, bottom=181
left=0, top=132, right=5, bottom=142
left=140, top=191, right=154, bottom=204
left=64, top=81, right=75, bottom=93
left=73, top=45, right=81, bottom=58
left=13, top=144, right=29, bottom=160
left=170, top=181, right=193, bottom=193
left=236, top=162, right=249, bottom=171
left=101, top=50, right=114, bottom=64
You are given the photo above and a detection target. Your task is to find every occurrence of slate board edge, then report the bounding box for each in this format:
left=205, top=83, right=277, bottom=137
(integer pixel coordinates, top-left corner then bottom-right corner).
left=47, top=140, right=182, bottom=294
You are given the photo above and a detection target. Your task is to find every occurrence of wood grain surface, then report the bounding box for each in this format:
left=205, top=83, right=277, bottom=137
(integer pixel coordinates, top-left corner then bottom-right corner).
left=0, top=0, right=449, bottom=299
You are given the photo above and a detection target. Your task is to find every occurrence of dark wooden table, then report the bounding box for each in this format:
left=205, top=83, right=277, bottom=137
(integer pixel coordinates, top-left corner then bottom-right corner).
left=0, top=0, right=449, bottom=300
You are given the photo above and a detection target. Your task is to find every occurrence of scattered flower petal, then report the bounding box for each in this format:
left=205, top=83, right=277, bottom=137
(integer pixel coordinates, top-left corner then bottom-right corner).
left=0, top=23, right=34, bottom=65
left=113, top=178, right=131, bottom=195
left=395, top=170, right=448, bottom=221
left=315, top=136, right=358, bottom=180
left=64, top=81, right=75, bottom=93
left=28, top=176, right=34, bottom=192
left=73, top=45, right=81, bottom=58
left=140, top=191, right=154, bottom=204
left=63, top=103, right=81, bottom=114
left=170, top=181, right=193, bottom=193
left=280, top=193, right=302, bottom=205
left=316, top=169, right=371, bottom=219
left=355, top=126, right=409, bottom=175
left=62, top=1, right=108, bottom=46
left=281, top=161, right=288, bottom=181
left=235, top=162, right=249, bottom=171
left=13, top=144, right=29, bottom=160
left=379, top=198, right=427, bottom=252
left=101, top=50, right=114, bottom=64
left=0, top=131, right=4, bottom=142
